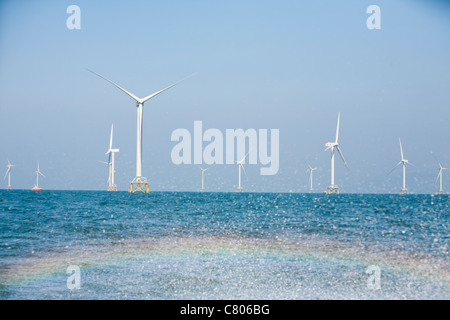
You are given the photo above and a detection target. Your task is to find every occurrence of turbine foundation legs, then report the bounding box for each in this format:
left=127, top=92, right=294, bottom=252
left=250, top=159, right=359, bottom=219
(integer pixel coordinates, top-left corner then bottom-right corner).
left=325, top=185, right=339, bottom=194
left=308, top=189, right=315, bottom=194
left=399, top=188, right=409, bottom=195
left=129, top=177, right=149, bottom=193
left=6, top=186, right=12, bottom=190
left=200, top=188, right=205, bottom=192
left=437, top=190, right=445, bottom=195
left=107, top=185, right=118, bottom=192
left=236, top=187, right=244, bottom=193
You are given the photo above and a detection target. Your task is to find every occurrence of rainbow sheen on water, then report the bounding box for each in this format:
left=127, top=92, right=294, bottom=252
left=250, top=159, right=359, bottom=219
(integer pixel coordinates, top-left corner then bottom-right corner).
left=0, top=190, right=448, bottom=299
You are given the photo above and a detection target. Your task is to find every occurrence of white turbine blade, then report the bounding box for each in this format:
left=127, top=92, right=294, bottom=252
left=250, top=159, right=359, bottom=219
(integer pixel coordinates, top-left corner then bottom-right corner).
left=388, top=161, right=403, bottom=175
left=241, top=150, right=251, bottom=163
left=4, top=167, right=10, bottom=180
left=399, top=138, right=404, bottom=160
left=335, top=112, right=340, bottom=143
left=98, top=160, right=109, bottom=165
left=241, top=164, right=248, bottom=181
left=109, top=124, right=114, bottom=150
left=325, top=145, right=332, bottom=151
left=39, top=171, right=45, bottom=178
left=435, top=169, right=442, bottom=185
left=141, top=73, right=196, bottom=103
left=87, top=69, right=141, bottom=102
left=336, top=146, right=349, bottom=169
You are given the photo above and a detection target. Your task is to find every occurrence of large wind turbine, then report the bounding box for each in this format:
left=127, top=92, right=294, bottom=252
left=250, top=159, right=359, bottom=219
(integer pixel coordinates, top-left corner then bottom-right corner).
left=389, top=138, right=413, bottom=194
left=88, top=69, right=192, bottom=193
left=306, top=163, right=317, bottom=193
left=435, top=161, right=448, bottom=195
left=4, top=161, right=15, bottom=190
left=324, top=112, right=348, bottom=194
left=31, top=161, right=45, bottom=191
left=105, top=124, right=120, bottom=191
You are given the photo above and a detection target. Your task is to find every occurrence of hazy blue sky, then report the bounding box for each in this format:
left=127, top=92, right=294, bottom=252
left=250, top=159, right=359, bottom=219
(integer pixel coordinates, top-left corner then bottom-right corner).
left=0, top=0, right=449, bottom=193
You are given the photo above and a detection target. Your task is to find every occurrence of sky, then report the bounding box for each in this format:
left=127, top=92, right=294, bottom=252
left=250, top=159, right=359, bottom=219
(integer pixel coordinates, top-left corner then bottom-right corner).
left=0, top=0, right=449, bottom=193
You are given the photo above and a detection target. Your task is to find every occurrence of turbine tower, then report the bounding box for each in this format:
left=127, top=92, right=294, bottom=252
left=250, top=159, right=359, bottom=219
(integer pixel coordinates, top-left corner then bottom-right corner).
left=199, top=167, right=208, bottom=192
left=105, top=124, right=120, bottom=191
left=235, top=154, right=248, bottom=193
left=324, top=112, right=348, bottom=194
left=88, top=69, right=192, bottom=193
left=31, top=161, right=45, bottom=191
left=4, top=161, right=15, bottom=190
left=435, top=161, right=448, bottom=195
left=306, top=163, right=317, bottom=193
left=389, top=138, right=413, bottom=194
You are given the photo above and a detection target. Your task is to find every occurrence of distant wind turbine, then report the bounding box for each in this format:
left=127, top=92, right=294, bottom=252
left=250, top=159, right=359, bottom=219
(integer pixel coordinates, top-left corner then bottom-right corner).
left=324, top=112, right=348, bottom=194
left=235, top=153, right=249, bottom=193
left=199, top=166, right=208, bottom=192
left=105, top=124, right=120, bottom=191
left=435, top=159, right=448, bottom=195
left=389, top=138, right=413, bottom=194
left=87, top=69, right=194, bottom=193
left=31, top=161, right=45, bottom=191
left=306, top=163, right=317, bottom=193
left=4, top=161, right=15, bottom=190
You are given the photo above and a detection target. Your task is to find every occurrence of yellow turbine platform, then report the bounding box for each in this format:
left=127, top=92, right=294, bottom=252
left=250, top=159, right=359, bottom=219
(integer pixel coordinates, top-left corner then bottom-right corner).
left=129, top=177, right=149, bottom=193
left=324, top=186, right=339, bottom=194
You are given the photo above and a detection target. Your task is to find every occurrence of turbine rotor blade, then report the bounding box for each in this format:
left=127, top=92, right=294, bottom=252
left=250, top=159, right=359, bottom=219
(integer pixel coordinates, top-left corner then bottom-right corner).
left=109, top=124, right=114, bottom=150
left=436, top=169, right=442, bottom=185
left=87, top=69, right=140, bottom=102
left=399, top=138, right=404, bottom=160
left=336, top=146, right=349, bottom=169
left=388, top=161, right=403, bottom=175
left=335, top=112, right=340, bottom=143
left=141, top=73, right=196, bottom=103
left=4, top=168, right=10, bottom=180
left=241, top=164, right=248, bottom=181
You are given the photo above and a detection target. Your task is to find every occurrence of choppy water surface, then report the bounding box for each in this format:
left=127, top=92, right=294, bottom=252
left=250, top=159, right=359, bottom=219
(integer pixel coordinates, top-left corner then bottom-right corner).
left=0, top=191, right=448, bottom=299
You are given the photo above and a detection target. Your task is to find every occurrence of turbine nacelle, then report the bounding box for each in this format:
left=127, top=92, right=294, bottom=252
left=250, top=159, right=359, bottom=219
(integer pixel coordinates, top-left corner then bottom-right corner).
left=325, top=142, right=338, bottom=150
left=106, top=148, right=120, bottom=154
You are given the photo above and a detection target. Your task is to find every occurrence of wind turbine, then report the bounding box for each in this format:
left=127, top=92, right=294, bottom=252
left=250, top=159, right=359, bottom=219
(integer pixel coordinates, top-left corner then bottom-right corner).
left=88, top=69, right=193, bottom=193
left=4, top=161, right=15, bottom=190
left=235, top=153, right=248, bottom=192
left=199, top=167, right=208, bottom=192
left=389, top=138, right=413, bottom=194
left=435, top=160, right=448, bottom=195
left=105, top=124, right=120, bottom=191
left=324, top=112, right=348, bottom=194
left=306, top=163, right=317, bottom=193
left=31, top=161, right=45, bottom=191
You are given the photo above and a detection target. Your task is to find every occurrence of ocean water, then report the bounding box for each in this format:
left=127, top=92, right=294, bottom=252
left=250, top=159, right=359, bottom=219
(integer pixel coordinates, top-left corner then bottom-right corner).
left=0, top=190, right=448, bottom=300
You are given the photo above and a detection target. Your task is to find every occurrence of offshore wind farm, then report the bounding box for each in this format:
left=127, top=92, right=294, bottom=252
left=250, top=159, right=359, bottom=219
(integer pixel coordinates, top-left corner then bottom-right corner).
left=0, top=0, right=449, bottom=302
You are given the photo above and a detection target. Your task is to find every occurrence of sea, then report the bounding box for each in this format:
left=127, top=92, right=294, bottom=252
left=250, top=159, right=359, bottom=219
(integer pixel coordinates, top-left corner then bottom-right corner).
left=0, top=190, right=448, bottom=300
